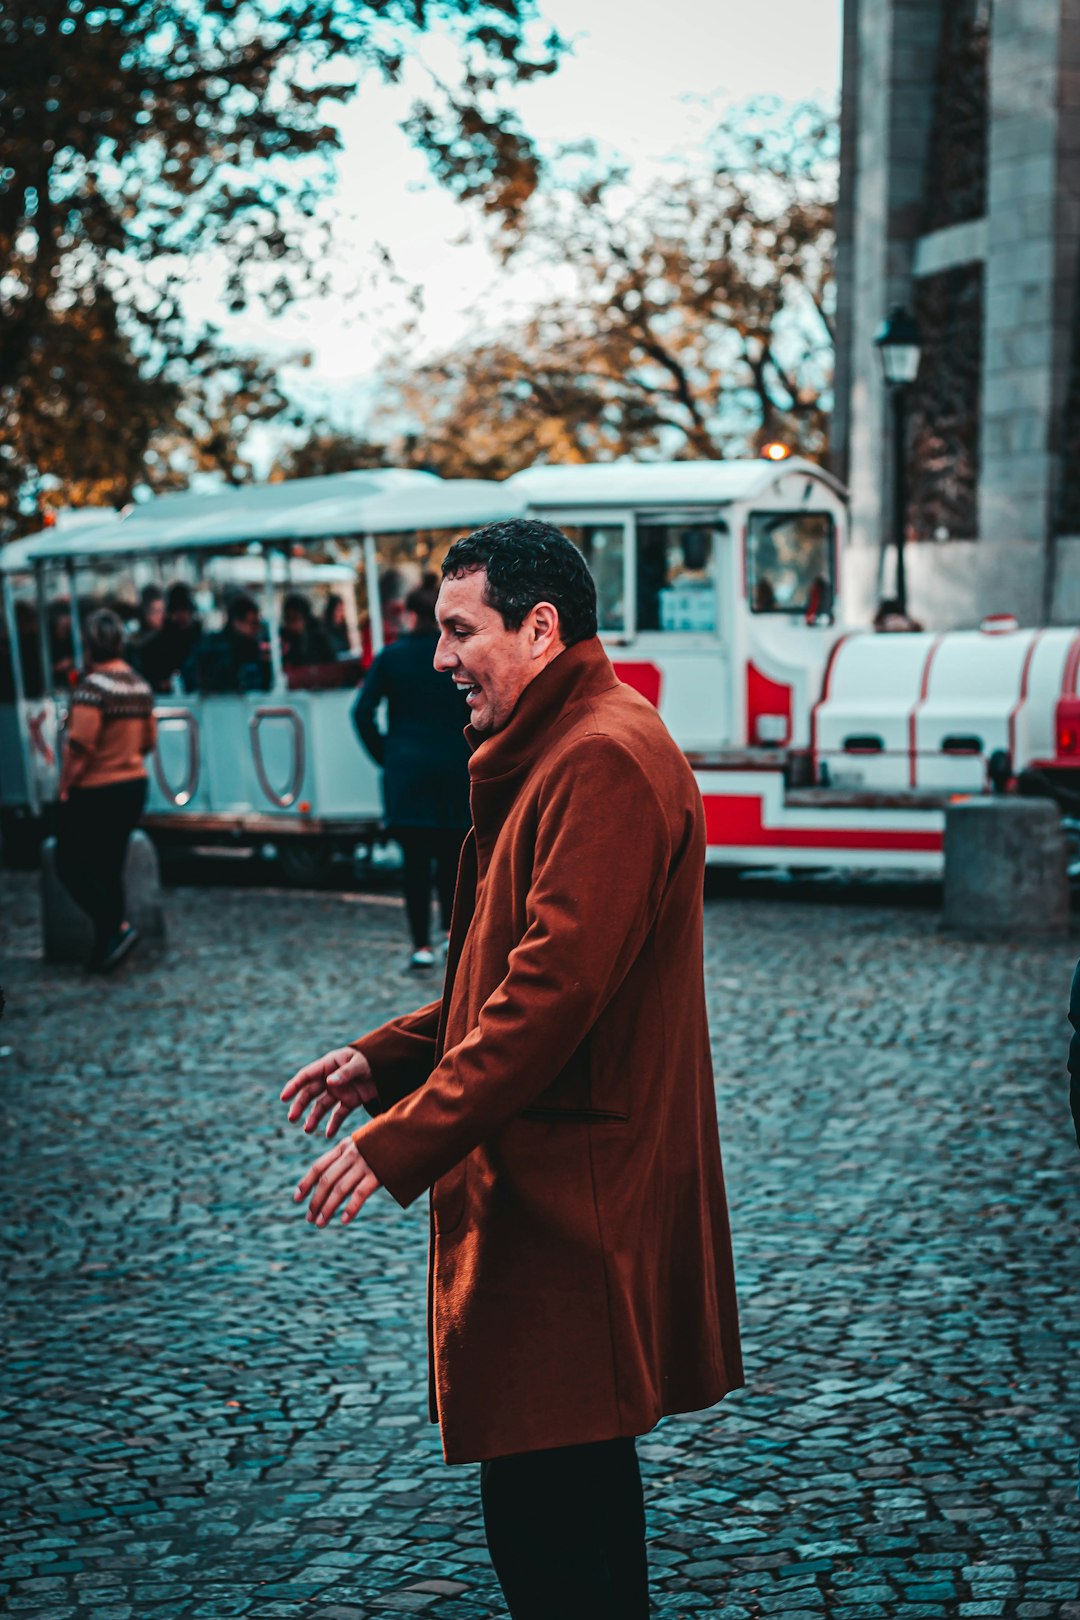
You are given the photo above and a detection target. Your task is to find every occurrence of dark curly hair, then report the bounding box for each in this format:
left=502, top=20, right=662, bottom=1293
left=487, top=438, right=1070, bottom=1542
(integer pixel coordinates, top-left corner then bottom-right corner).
left=442, top=519, right=597, bottom=646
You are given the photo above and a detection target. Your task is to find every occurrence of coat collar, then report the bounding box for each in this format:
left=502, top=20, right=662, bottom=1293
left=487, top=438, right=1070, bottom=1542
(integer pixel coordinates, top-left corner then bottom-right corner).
left=467, top=637, right=619, bottom=784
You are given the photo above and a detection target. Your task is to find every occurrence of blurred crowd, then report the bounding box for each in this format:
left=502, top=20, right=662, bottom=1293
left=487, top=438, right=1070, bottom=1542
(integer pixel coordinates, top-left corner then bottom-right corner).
left=0, top=583, right=364, bottom=700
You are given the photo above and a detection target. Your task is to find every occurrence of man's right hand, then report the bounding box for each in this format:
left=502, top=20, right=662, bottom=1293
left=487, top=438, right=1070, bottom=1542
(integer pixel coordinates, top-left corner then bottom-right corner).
left=280, top=1046, right=377, bottom=1138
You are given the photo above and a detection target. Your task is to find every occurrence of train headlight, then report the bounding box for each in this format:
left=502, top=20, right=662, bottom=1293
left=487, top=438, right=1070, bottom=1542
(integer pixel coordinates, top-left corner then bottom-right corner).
left=1055, top=697, right=1080, bottom=756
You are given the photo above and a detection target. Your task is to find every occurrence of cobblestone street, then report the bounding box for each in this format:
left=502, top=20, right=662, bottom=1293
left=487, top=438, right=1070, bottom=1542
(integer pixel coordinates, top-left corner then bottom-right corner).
left=1, top=865, right=1078, bottom=1619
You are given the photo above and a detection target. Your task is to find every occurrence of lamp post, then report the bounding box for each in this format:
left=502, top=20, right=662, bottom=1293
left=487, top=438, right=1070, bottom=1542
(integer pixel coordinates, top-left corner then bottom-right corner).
left=873, top=304, right=923, bottom=614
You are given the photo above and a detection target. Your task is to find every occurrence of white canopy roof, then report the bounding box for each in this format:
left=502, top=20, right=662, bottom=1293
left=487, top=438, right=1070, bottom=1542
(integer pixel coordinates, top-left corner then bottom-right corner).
left=1, top=469, right=526, bottom=572
left=206, top=555, right=358, bottom=588
left=506, top=457, right=845, bottom=509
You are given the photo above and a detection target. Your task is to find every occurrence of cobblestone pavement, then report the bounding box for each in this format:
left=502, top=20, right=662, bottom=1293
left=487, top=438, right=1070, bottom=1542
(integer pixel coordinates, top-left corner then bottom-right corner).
left=1, top=863, right=1079, bottom=1620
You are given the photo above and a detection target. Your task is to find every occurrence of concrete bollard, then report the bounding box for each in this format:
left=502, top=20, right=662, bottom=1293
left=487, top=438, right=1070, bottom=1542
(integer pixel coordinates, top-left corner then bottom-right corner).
left=41, top=830, right=167, bottom=964
left=943, top=796, right=1069, bottom=941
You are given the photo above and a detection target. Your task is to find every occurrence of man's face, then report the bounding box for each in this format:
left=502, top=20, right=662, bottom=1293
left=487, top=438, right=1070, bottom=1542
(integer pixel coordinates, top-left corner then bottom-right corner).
left=434, top=570, right=551, bottom=736
left=145, top=600, right=165, bottom=633
left=283, top=608, right=305, bottom=639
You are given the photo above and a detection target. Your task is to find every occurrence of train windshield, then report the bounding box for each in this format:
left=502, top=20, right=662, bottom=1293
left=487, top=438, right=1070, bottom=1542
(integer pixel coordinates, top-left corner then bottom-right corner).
left=746, top=511, right=835, bottom=618
left=565, top=520, right=727, bottom=637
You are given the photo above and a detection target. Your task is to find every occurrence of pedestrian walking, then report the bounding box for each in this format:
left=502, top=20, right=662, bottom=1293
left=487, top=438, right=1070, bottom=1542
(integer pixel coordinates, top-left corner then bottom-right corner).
left=282, top=520, right=742, bottom=1619
left=56, top=608, right=157, bottom=971
left=352, top=577, right=471, bottom=970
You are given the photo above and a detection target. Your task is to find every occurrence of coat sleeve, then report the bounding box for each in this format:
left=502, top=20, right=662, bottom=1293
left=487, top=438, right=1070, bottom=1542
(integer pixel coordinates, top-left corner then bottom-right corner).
left=353, top=735, right=673, bottom=1206
left=352, top=998, right=442, bottom=1114
left=352, top=653, right=387, bottom=767
left=1068, top=960, right=1080, bottom=1151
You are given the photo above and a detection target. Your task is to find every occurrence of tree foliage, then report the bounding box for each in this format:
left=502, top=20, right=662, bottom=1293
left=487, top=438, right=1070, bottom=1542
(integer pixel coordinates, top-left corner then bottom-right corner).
left=375, top=100, right=837, bottom=475
left=0, top=0, right=560, bottom=533
left=270, top=424, right=392, bottom=481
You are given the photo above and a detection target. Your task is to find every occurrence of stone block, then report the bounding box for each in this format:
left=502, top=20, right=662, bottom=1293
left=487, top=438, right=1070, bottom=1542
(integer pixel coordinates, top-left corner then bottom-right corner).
left=983, top=238, right=1056, bottom=289
left=41, top=830, right=167, bottom=964
left=943, top=798, right=1069, bottom=940
left=978, top=485, right=1050, bottom=545
left=989, top=152, right=1057, bottom=207
left=1051, top=536, right=1080, bottom=621
left=997, top=324, right=1055, bottom=368
left=981, top=369, right=1052, bottom=415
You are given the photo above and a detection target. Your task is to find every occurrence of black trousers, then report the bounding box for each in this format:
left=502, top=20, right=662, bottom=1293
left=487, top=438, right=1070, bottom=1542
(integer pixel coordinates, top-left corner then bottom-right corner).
left=480, top=1438, right=649, bottom=1620
left=56, top=778, right=147, bottom=954
left=395, top=827, right=465, bottom=949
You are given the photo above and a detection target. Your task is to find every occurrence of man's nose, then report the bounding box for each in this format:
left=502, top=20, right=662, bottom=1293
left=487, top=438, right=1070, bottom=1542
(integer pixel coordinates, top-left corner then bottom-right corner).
left=433, top=633, right=456, bottom=672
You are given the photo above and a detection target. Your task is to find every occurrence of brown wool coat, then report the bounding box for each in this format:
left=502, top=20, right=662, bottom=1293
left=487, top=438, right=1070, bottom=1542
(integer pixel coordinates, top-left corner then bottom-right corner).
left=353, top=636, right=743, bottom=1463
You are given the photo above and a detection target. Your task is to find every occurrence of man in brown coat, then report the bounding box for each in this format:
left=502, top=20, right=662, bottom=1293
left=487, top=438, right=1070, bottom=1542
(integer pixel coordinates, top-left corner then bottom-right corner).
left=282, top=520, right=742, bottom=1618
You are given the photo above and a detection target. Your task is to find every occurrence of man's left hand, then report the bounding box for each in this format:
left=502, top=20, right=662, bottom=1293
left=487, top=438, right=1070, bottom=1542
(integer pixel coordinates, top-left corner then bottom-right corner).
left=295, top=1137, right=380, bottom=1228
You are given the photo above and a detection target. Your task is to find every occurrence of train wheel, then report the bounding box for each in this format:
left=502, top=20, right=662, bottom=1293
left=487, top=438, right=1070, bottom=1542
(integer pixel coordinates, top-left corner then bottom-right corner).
left=277, top=839, right=335, bottom=888
left=0, top=808, right=46, bottom=870
left=1062, top=816, right=1080, bottom=885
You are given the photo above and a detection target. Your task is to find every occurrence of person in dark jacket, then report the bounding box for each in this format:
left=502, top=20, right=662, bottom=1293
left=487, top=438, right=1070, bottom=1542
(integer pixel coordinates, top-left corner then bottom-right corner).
left=138, top=583, right=201, bottom=694
left=1067, top=962, right=1080, bottom=1149
left=281, top=592, right=334, bottom=670
left=353, top=578, right=471, bottom=969
left=183, top=591, right=271, bottom=695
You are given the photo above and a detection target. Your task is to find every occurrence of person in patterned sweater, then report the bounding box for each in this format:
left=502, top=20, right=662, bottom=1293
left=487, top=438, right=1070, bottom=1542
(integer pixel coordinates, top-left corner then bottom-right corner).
left=57, top=609, right=158, bottom=971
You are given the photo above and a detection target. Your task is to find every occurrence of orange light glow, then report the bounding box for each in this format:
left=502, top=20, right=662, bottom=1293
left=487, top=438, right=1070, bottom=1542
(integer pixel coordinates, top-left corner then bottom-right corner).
left=761, top=442, right=791, bottom=462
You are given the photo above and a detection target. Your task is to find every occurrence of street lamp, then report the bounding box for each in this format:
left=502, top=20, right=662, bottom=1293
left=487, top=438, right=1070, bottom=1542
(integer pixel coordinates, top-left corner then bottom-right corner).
left=874, top=304, right=922, bottom=614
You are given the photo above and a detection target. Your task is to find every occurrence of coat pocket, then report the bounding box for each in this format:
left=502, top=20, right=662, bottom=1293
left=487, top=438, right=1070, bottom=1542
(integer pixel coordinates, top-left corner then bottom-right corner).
left=432, top=1160, right=468, bottom=1235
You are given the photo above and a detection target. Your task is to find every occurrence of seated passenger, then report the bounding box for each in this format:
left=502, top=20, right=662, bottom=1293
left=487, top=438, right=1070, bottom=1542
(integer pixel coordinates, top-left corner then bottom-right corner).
left=48, top=599, right=77, bottom=689
left=322, top=594, right=352, bottom=658
left=669, top=528, right=712, bottom=586
left=280, top=592, right=334, bottom=670
left=139, top=583, right=202, bottom=693
left=183, top=592, right=271, bottom=694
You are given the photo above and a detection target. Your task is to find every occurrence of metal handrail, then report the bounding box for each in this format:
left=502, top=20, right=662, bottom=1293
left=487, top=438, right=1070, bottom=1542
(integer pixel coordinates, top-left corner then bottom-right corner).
left=152, top=708, right=200, bottom=807
left=249, top=706, right=305, bottom=809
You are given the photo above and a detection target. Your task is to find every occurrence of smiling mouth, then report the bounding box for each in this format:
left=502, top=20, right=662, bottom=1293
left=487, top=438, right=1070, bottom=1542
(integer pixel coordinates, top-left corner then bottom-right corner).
left=454, top=679, right=482, bottom=705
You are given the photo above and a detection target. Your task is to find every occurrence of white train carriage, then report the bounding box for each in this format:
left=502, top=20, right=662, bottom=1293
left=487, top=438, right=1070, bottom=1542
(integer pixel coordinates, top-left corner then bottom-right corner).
left=511, top=459, right=1080, bottom=872
left=510, top=457, right=942, bottom=869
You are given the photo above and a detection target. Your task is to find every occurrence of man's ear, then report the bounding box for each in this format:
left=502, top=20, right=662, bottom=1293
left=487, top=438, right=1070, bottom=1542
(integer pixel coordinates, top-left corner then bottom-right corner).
left=529, top=600, right=561, bottom=655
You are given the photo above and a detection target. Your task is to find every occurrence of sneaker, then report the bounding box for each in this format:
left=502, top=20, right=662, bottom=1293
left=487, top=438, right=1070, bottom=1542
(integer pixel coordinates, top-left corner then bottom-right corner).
left=409, top=947, right=436, bottom=970
left=100, top=923, right=140, bottom=973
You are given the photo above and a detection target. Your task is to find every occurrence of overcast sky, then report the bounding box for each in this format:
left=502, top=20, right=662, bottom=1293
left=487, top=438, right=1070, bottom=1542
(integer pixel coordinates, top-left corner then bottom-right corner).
left=187, top=0, right=842, bottom=434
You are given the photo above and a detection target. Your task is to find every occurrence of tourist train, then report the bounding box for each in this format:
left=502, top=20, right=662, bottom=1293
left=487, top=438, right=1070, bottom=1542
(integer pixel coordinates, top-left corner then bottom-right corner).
left=2, top=458, right=1076, bottom=878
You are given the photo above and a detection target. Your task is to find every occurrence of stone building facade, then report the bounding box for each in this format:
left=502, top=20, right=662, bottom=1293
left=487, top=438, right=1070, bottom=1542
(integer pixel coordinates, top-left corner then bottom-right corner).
left=834, top=0, right=1080, bottom=627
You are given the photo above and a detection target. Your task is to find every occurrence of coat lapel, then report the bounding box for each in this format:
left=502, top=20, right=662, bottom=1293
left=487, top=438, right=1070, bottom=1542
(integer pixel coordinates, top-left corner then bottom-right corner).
left=466, top=638, right=620, bottom=873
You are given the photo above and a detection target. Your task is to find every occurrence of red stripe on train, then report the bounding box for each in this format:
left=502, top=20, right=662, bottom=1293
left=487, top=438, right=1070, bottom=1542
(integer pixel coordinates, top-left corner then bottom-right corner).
left=612, top=661, right=662, bottom=708
left=702, top=792, right=943, bottom=852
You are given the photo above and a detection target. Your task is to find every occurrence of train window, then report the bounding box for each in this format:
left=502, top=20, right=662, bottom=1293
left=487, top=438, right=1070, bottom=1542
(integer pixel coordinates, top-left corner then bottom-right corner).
left=636, top=523, right=722, bottom=634
left=566, top=526, right=626, bottom=633
left=747, top=511, right=835, bottom=618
